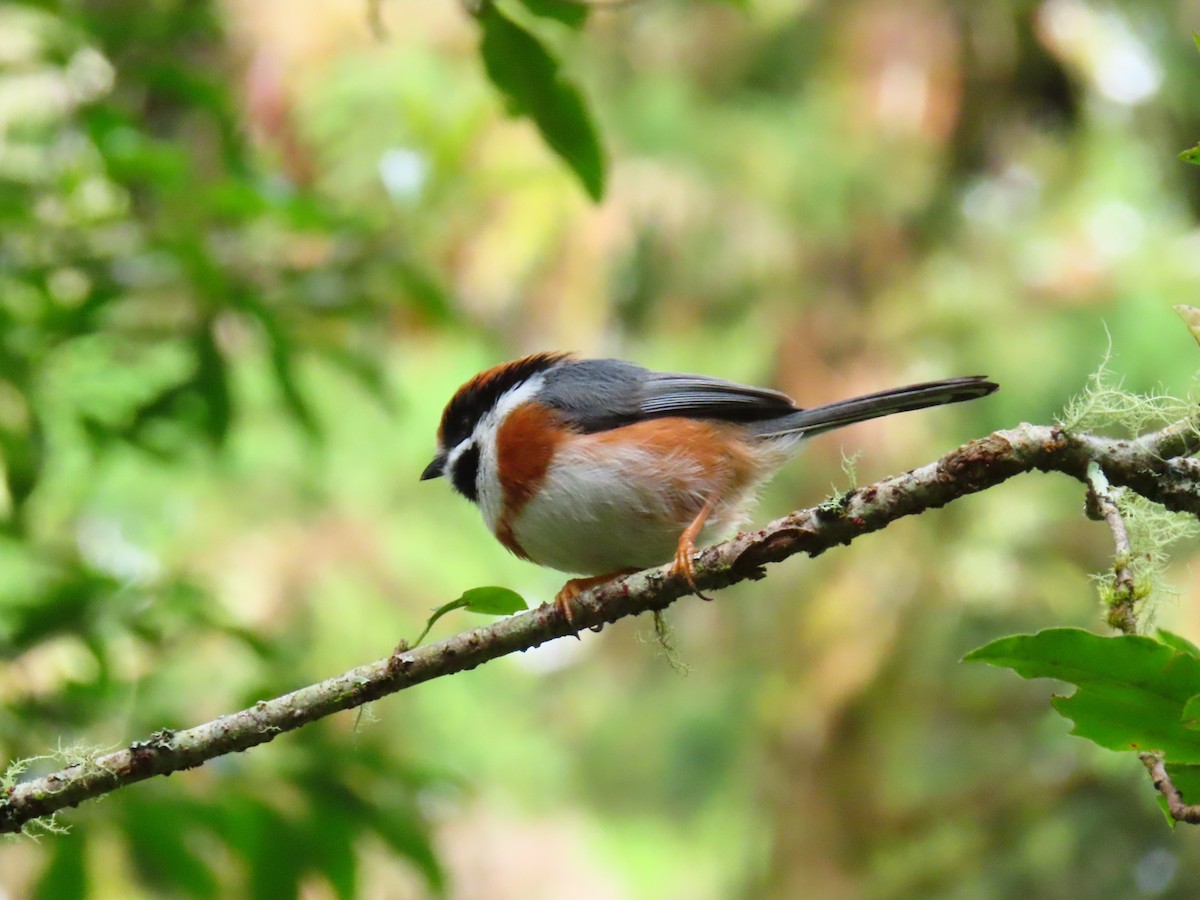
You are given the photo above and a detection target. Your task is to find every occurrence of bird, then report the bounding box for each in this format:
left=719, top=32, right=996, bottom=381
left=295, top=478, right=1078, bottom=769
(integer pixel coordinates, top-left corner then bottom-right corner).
left=421, top=353, right=997, bottom=623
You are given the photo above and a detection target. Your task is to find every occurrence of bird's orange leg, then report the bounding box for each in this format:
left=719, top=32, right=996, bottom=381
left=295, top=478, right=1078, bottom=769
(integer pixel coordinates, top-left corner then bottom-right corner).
left=555, top=569, right=638, bottom=632
left=670, top=496, right=718, bottom=601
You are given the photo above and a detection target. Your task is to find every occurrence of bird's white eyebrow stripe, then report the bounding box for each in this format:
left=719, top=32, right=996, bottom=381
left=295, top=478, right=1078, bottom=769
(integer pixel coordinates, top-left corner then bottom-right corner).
left=446, top=438, right=471, bottom=469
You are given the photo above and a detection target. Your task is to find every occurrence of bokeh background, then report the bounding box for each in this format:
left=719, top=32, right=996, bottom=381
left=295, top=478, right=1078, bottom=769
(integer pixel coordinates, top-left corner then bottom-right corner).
left=3, top=0, right=1200, bottom=896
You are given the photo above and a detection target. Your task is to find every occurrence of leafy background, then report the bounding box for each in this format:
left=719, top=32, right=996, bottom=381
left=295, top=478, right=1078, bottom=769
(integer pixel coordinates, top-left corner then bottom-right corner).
left=2, top=0, right=1200, bottom=896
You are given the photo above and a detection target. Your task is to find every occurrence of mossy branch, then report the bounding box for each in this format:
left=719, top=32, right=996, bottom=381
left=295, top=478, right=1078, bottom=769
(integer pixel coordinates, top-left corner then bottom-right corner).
left=2, top=418, right=1199, bottom=835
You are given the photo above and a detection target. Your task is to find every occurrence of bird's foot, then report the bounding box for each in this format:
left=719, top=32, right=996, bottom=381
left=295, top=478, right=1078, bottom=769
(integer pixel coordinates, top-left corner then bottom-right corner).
left=670, top=535, right=712, bottom=601
left=554, top=570, right=636, bottom=635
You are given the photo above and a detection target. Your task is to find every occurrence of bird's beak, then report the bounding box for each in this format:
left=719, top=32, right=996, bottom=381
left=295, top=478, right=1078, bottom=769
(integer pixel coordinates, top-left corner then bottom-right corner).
left=420, top=454, right=446, bottom=481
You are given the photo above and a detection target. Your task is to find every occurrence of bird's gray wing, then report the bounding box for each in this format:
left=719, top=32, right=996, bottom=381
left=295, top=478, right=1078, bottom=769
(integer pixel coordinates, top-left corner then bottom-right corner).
left=639, top=373, right=797, bottom=420
left=538, top=360, right=796, bottom=431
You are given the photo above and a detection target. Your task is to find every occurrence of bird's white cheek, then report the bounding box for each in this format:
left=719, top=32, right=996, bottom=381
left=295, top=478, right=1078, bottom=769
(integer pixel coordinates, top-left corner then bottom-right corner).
left=474, top=425, right=503, bottom=532
left=472, top=375, right=547, bottom=534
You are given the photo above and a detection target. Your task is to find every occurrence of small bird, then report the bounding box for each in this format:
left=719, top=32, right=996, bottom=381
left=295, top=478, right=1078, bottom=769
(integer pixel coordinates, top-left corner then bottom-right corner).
left=422, top=353, right=997, bottom=620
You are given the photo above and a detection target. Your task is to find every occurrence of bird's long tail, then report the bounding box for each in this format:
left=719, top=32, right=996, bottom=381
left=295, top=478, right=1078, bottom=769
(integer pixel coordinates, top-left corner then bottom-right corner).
left=751, top=376, right=998, bottom=439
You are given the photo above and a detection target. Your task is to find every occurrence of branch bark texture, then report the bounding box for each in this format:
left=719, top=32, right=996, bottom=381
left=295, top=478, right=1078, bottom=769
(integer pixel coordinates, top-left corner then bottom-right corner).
left=2, top=420, right=1198, bottom=834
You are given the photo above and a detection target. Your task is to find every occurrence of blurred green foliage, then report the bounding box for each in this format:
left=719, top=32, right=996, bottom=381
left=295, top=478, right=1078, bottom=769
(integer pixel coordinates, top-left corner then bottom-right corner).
left=480, top=1, right=605, bottom=199
left=1, top=0, right=450, bottom=895
left=2, top=0, right=1200, bottom=897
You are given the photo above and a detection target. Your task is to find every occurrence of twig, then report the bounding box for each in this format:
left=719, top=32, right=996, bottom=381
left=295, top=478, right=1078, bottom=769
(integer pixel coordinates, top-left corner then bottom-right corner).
left=1085, top=462, right=1139, bottom=634
left=1140, top=753, right=1200, bottom=824
left=2, top=419, right=1199, bottom=834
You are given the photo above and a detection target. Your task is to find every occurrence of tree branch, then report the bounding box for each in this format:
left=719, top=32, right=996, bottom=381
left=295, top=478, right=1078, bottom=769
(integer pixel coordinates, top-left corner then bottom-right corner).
left=2, top=419, right=1198, bottom=834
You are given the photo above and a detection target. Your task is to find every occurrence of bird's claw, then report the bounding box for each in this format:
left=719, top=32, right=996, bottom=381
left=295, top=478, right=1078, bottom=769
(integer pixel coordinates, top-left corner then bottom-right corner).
left=670, top=537, right=712, bottom=601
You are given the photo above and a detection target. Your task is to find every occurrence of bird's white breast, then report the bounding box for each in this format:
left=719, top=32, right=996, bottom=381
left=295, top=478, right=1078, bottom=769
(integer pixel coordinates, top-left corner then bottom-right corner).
left=508, top=439, right=751, bottom=576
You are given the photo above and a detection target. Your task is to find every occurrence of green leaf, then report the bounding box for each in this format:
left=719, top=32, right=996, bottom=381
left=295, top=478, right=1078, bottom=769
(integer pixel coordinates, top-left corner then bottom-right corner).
left=459, top=585, right=527, bottom=615
left=1159, top=629, right=1200, bottom=659
left=0, top=412, right=44, bottom=524
left=300, top=785, right=359, bottom=900
left=121, top=795, right=221, bottom=898
left=514, top=0, right=588, bottom=29
left=245, top=806, right=304, bottom=899
left=1167, top=763, right=1200, bottom=804
left=369, top=806, right=446, bottom=895
left=965, top=628, right=1200, bottom=761
left=193, top=321, right=233, bottom=447
left=321, top=348, right=397, bottom=413
left=396, top=258, right=456, bottom=323
left=1183, top=694, right=1200, bottom=730
left=1179, top=144, right=1200, bottom=166
left=479, top=4, right=606, bottom=200
left=1155, top=762, right=1200, bottom=827
left=33, top=832, right=87, bottom=899
left=412, top=586, right=528, bottom=647
left=241, top=299, right=322, bottom=441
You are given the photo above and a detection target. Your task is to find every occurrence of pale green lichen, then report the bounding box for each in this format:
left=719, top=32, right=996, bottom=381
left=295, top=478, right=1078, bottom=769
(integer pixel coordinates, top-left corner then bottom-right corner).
left=1096, top=491, right=1200, bottom=631
left=52, top=738, right=118, bottom=780
left=1, top=739, right=116, bottom=840
left=833, top=448, right=862, bottom=499
left=17, top=811, right=70, bottom=840
left=2, top=756, right=68, bottom=841
left=1057, top=348, right=1196, bottom=437
left=817, top=448, right=863, bottom=515
left=1065, top=351, right=1200, bottom=631
left=2, top=754, right=42, bottom=792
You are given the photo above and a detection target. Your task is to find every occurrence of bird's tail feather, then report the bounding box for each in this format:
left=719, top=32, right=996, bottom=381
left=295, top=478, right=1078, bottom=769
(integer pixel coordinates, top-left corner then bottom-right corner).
left=751, top=376, right=998, bottom=439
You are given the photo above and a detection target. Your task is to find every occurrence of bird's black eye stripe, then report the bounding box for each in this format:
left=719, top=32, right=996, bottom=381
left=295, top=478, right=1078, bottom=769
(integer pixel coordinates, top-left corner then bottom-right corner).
left=450, top=443, right=481, bottom=502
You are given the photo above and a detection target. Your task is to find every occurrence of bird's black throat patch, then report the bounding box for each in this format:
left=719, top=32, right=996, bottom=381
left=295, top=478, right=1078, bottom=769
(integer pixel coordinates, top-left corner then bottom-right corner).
left=449, top=443, right=481, bottom=502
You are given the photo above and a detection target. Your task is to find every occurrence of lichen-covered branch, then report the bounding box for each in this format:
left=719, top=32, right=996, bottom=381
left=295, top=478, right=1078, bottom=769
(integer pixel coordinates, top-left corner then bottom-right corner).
left=1083, top=461, right=1189, bottom=823
left=1085, top=463, right=1140, bottom=634
left=2, top=419, right=1198, bottom=835
left=1082, top=423, right=1200, bottom=823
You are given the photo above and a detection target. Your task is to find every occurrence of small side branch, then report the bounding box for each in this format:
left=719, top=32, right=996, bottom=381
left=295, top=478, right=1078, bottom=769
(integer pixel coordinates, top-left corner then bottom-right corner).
left=1141, top=753, right=1200, bottom=825
left=2, top=419, right=1199, bottom=834
left=1085, top=462, right=1139, bottom=634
